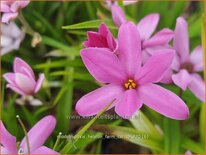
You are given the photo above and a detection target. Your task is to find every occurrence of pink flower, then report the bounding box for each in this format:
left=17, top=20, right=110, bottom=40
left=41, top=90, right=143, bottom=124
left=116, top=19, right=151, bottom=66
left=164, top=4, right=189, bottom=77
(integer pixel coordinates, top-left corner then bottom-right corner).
left=0, top=115, right=59, bottom=154
left=83, top=23, right=117, bottom=52
left=1, top=22, right=25, bottom=55
left=3, top=57, right=45, bottom=96
left=1, top=0, right=30, bottom=23
left=76, top=22, right=189, bottom=120
left=111, top=5, right=174, bottom=84
left=171, top=17, right=205, bottom=102
left=105, top=0, right=138, bottom=8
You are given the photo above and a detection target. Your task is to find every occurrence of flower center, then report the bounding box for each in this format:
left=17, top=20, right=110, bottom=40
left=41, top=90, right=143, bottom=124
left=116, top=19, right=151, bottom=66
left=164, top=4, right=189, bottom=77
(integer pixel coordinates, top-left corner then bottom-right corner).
left=180, top=62, right=194, bottom=73
left=124, top=79, right=137, bottom=89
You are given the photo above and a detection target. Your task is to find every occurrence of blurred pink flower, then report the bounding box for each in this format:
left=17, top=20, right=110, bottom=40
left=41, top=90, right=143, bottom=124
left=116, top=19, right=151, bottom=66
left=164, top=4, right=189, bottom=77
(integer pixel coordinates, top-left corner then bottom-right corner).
left=171, top=17, right=205, bottom=102
left=3, top=57, right=45, bottom=96
left=0, top=115, right=59, bottom=154
left=83, top=23, right=117, bottom=52
left=1, top=0, right=30, bottom=23
left=76, top=22, right=189, bottom=120
left=1, top=22, right=25, bottom=55
left=105, top=0, right=138, bottom=8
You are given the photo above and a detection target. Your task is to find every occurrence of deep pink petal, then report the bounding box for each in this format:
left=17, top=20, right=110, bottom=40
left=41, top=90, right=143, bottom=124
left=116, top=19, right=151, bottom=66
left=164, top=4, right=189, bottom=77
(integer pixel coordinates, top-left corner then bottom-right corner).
left=34, top=74, right=45, bottom=93
left=86, top=32, right=108, bottom=48
left=115, top=89, right=142, bottom=118
left=2, top=12, right=18, bottom=23
left=118, top=22, right=142, bottom=77
left=142, top=28, right=174, bottom=48
left=190, top=45, right=203, bottom=72
left=32, top=146, right=59, bottom=154
left=138, top=84, right=189, bottom=120
left=6, top=84, right=27, bottom=96
left=3, top=73, right=16, bottom=85
left=188, top=74, right=205, bottom=102
left=137, top=13, right=160, bottom=40
left=14, top=57, right=35, bottom=78
left=98, top=23, right=109, bottom=38
left=174, top=17, right=190, bottom=63
left=76, top=84, right=123, bottom=116
left=80, top=48, right=127, bottom=84
left=135, top=50, right=175, bottom=85
left=172, top=69, right=191, bottom=90
left=0, top=121, right=17, bottom=154
left=111, top=5, right=127, bottom=27
left=20, top=115, right=56, bottom=153
left=15, top=73, right=36, bottom=95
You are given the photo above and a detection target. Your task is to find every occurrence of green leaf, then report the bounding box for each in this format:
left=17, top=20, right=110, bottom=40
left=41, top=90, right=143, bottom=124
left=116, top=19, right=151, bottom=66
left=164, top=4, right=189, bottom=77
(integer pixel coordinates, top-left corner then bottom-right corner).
left=91, top=125, right=163, bottom=152
left=200, top=103, right=205, bottom=144
left=130, top=110, right=163, bottom=141
left=62, top=19, right=116, bottom=30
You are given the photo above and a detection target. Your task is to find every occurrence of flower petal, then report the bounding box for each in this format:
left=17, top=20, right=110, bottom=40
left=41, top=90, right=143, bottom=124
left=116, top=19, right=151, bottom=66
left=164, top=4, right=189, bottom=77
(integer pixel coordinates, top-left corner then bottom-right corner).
left=3, top=73, right=16, bottom=85
left=172, top=69, right=191, bottom=90
left=2, top=12, right=18, bottom=23
left=0, top=121, right=17, bottom=154
left=86, top=32, right=108, bottom=48
left=15, top=73, right=36, bottom=95
left=76, top=84, right=123, bottom=116
left=174, top=17, right=190, bottom=63
left=6, top=84, right=27, bottom=96
left=14, top=57, right=35, bottom=78
left=115, top=89, right=142, bottom=118
left=34, top=73, right=45, bottom=93
left=188, top=74, right=205, bottom=102
left=32, top=146, right=59, bottom=154
left=1, top=3, right=10, bottom=12
left=20, top=115, right=56, bottom=153
left=0, top=146, right=11, bottom=154
left=111, top=4, right=127, bottom=27
left=138, top=84, right=189, bottom=120
left=11, top=1, right=30, bottom=12
left=80, top=48, right=127, bottom=84
left=135, top=50, right=175, bottom=85
left=190, top=45, right=203, bottom=72
left=118, top=22, right=142, bottom=77
left=159, top=68, right=173, bottom=84
left=142, top=28, right=174, bottom=48
left=137, top=13, right=160, bottom=40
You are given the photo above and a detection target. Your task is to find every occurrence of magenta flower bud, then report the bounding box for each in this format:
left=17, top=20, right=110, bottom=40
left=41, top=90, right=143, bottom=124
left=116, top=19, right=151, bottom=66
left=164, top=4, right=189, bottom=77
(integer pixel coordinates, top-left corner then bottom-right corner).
left=3, top=57, right=45, bottom=96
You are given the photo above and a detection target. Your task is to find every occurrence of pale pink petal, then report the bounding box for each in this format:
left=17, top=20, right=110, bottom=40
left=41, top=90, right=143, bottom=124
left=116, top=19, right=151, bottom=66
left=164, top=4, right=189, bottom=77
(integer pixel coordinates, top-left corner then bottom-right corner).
left=159, top=68, right=173, bottom=84
left=14, top=57, right=35, bottom=78
left=34, top=74, right=45, bottom=93
left=111, top=5, right=127, bottom=27
left=80, top=48, right=127, bottom=85
left=15, top=73, right=36, bottom=95
left=2, top=12, right=18, bottom=23
left=0, top=121, right=17, bottom=154
left=138, top=84, right=189, bottom=120
left=137, top=13, right=160, bottom=40
left=115, top=89, right=142, bottom=118
left=190, top=45, right=203, bottom=72
left=142, top=28, right=174, bottom=48
left=135, top=50, right=175, bottom=85
left=76, top=84, right=123, bottom=116
left=3, top=73, right=16, bottom=85
left=1, top=3, right=10, bottom=12
left=118, top=22, right=141, bottom=77
left=6, top=84, right=27, bottom=96
left=11, top=1, right=30, bottom=12
left=107, top=31, right=117, bottom=52
left=20, top=115, right=56, bottom=153
left=174, top=17, right=190, bottom=63
left=172, top=69, right=191, bottom=90
left=188, top=74, right=205, bottom=102
left=32, top=146, right=59, bottom=154
left=185, top=150, right=192, bottom=155
left=123, top=0, right=138, bottom=5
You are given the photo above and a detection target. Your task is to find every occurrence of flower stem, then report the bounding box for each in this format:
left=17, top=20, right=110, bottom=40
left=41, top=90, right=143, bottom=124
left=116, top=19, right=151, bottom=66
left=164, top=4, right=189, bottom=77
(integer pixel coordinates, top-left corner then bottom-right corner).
left=60, top=100, right=114, bottom=154
left=53, top=132, right=62, bottom=151
left=16, top=115, right=30, bottom=154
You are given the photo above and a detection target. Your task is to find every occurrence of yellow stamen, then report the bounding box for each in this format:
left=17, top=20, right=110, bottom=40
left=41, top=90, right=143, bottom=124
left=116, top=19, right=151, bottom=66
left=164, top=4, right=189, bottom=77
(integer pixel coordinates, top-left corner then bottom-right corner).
left=124, top=79, right=137, bottom=89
